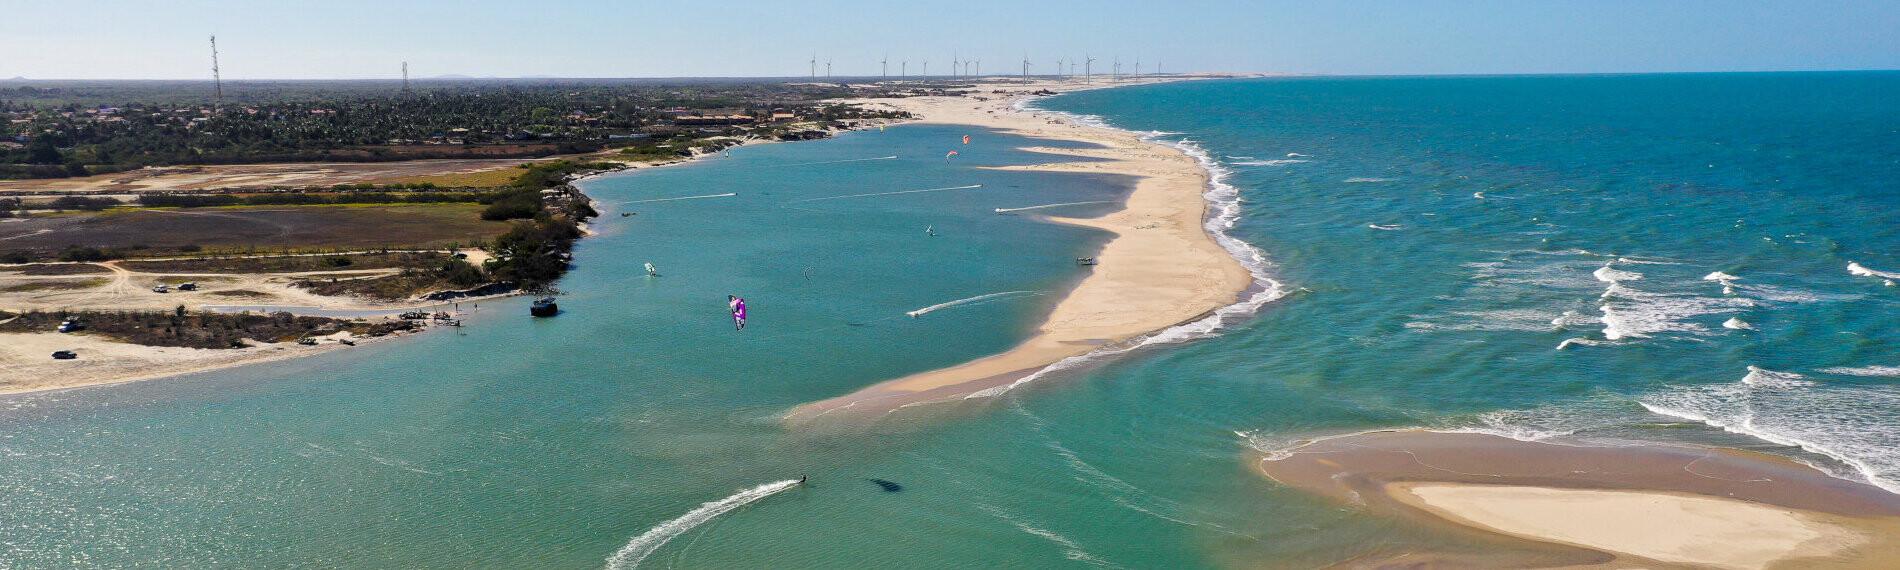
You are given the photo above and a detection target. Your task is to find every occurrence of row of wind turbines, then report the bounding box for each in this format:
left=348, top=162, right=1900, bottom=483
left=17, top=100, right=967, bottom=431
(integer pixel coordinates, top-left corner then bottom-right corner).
left=806, top=53, right=1162, bottom=84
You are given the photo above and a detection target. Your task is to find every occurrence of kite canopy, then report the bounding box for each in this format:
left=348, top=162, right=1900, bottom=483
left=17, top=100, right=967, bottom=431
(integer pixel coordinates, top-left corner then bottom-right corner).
left=945, top=150, right=959, bottom=159
left=962, top=135, right=971, bottom=144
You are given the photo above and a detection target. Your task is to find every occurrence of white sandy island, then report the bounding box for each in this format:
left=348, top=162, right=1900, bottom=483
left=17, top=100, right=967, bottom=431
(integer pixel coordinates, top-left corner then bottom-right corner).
left=1391, top=483, right=1872, bottom=570
left=788, top=76, right=1255, bottom=421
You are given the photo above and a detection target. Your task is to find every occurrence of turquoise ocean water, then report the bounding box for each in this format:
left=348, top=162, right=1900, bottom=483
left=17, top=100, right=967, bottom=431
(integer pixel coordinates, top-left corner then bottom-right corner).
left=3, top=73, right=1898, bottom=567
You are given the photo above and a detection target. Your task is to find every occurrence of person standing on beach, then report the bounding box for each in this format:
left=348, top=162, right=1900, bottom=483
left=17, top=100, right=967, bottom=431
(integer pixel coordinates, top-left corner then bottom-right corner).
left=728, top=295, right=748, bottom=331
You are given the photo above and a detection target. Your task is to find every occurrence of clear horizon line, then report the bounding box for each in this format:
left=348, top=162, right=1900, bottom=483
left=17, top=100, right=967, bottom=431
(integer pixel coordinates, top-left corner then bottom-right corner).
left=4, top=68, right=1899, bottom=83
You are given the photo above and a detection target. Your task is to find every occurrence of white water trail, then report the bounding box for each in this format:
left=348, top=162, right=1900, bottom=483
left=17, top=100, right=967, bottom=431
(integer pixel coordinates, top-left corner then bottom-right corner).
left=792, top=184, right=984, bottom=203
left=773, top=155, right=898, bottom=167
left=619, top=192, right=737, bottom=205
left=959, top=99, right=1288, bottom=401
left=603, top=480, right=799, bottom=570
left=994, top=200, right=1115, bottom=213
left=976, top=503, right=1122, bottom=568
left=907, top=291, right=1039, bottom=317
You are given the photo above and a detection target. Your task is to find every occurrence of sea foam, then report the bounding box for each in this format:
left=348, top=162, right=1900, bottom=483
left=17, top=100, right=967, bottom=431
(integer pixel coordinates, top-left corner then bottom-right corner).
left=1639, top=367, right=1900, bottom=494
left=964, top=99, right=1289, bottom=400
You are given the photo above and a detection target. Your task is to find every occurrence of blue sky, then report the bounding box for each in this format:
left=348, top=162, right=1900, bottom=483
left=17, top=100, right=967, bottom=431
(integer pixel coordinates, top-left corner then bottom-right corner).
left=6, top=0, right=1898, bottom=79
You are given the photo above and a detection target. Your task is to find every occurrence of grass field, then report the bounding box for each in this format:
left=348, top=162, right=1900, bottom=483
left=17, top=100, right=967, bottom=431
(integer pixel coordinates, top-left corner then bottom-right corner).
left=386, top=165, right=529, bottom=188
left=0, top=204, right=514, bottom=258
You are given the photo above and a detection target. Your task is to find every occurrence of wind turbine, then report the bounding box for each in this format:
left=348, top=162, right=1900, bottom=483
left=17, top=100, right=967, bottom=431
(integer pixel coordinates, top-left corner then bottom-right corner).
left=825, top=58, right=832, bottom=79
left=901, top=60, right=908, bottom=79
left=974, top=59, right=981, bottom=77
left=1135, top=55, right=1142, bottom=77
left=1056, top=58, right=1063, bottom=79
left=952, top=52, right=959, bottom=78
left=1021, top=55, right=1032, bottom=84
left=881, top=54, right=888, bottom=79
left=809, top=54, right=816, bottom=78
left=922, top=59, right=928, bottom=79
left=1084, top=55, right=1095, bottom=84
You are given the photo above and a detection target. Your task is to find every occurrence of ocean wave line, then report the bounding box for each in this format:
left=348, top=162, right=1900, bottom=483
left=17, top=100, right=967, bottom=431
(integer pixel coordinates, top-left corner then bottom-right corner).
left=960, top=98, right=1289, bottom=401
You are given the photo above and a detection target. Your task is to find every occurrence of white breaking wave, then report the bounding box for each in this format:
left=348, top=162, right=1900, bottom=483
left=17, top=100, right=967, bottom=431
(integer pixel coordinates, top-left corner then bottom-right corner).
left=1847, top=261, right=1900, bottom=280
left=1285, top=152, right=1309, bottom=158
left=1819, top=365, right=1900, bottom=377
left=1367, top=223, right=1403, bottom=231
left=1343, top=177, right=1394, bottom=183
left=604, top=480, right=800, bottom=570
left=1230, top=159, right=1307, bottom=166
left=907, top=291, right=1040, bottom=317
left=1556, top=337, right=1612, bottom=350
left=1598, top=290, right=1747, bottom=340
left=1639, top=367, right=1900, bottom=494
left=1722, top=317, right=1754, bottom=330
left=1702, top=271, right=1739, bottom=282
left=963, top=103, right=1287, bottom=401
left=1592, top=263, right=1643, bottom=283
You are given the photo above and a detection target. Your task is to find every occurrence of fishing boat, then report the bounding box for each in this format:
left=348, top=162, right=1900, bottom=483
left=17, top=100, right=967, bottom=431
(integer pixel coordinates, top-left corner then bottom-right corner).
left=530, top=297, right=559, bottom=317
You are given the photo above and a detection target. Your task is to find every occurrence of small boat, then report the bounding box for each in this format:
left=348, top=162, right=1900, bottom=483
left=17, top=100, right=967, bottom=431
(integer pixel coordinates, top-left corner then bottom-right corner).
left=530, top=297, right=559, bottom=317
left=1075, top=257, right=1098, bottom=266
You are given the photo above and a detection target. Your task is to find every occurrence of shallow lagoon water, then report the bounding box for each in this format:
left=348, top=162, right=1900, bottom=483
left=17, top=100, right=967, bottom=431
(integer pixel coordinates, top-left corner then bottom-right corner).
left=4, top=74, right=1899, bottom=568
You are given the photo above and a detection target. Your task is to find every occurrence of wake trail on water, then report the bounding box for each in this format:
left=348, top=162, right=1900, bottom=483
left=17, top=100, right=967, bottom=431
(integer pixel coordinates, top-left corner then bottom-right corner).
left=790, top=184, right=984, bottom=203
left=603, top=479, right=799, bottom=570
left=959, top=100, right=1288, bottom=401
left=994, top=200, right=1115, bottom=213
left=619, top=193, right=737, bottom=204
left=907, top=291, right=1040, bottom=317
left=773, top=155, right=898, bottom=167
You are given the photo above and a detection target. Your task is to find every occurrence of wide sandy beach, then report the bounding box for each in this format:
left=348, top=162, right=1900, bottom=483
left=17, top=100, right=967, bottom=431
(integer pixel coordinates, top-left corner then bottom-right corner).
left=1255, top=430, right=1900, bottom=568
left=787, top=77, right=1255, bottom=423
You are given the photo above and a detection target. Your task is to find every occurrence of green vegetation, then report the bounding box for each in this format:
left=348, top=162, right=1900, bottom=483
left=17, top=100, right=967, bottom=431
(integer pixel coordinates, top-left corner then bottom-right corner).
left=117, top=251, right=452, bottom=274
left=1, top=79, right=909, bottom=179
left=0, top=309, right=417, bottom=349
left=296, top=257, right=488, bottom=301
left=138, top=191, right=486, bottom=208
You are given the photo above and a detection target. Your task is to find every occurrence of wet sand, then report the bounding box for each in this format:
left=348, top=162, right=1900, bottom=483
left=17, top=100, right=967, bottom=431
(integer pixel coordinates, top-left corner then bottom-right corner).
left=786, top=77, right=1255, bottom=424
left=1253, top=431, right=1900, bottom=568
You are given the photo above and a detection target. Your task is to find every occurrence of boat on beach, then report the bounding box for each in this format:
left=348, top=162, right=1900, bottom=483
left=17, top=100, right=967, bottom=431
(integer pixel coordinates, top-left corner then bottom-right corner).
left=530, top=297, right=559, bottom=317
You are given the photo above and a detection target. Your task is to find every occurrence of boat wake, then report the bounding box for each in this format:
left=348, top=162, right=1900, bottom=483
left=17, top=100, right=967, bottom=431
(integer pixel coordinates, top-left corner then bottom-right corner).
left=994, top=200, right=1115, bottom=213
left=792, top=184, right=984, bottom=203
left=619, top=192, right=737, bottom=205
left=603, top=480, right=800, bottom=569
left=907, top=291, right=1040, bottom=317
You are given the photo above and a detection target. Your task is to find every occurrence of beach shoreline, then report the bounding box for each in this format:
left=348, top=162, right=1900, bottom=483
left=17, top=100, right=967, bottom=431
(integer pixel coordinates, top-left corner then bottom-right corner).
left=787, top=76, right=1261, bottom=424
left=1251, top=430, right=1900, bottom=568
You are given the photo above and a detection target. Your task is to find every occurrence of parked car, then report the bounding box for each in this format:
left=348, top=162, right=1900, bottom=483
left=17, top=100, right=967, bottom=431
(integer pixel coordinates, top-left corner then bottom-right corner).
left=177, top=282, right=198, bottom=291
left=51, top=350, right=77, bottom=360
left=56, top=320, right=83, bottom=333
left=152, top=284, right=170, bottom=293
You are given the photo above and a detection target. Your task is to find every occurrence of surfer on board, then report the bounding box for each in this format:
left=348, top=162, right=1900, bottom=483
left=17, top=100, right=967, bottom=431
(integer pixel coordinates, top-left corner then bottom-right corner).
left=728, top=295, right=748, bottom=331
